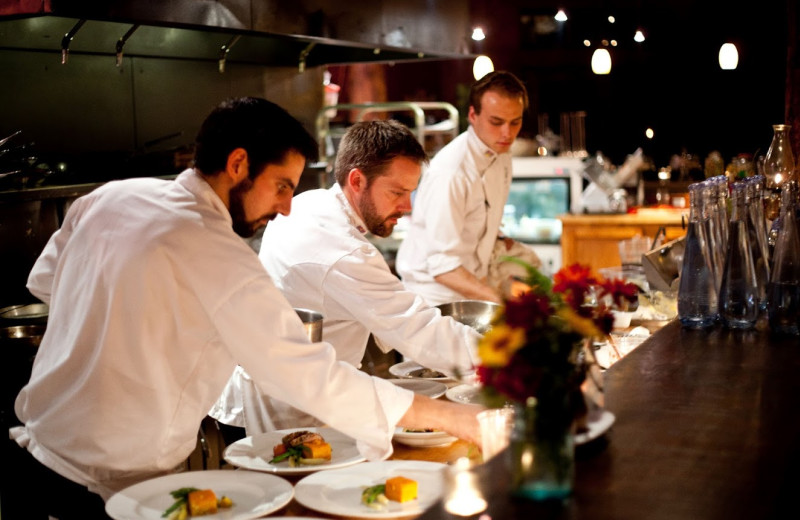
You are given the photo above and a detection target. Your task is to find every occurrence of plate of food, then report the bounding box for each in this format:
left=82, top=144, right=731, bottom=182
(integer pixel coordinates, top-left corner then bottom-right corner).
left=575, top=409, right=616, bottom=445
left=223, top=427, right=366, bottom=475
left=387, top=378, right=448, bottom=399
left=444, top=383, right=484, bottom=405
left=294, top=460, right=446, bottom=519
left=105, top=469, right=293, bottom=520
left=393, top=427, right=458, bottom=448
left=388, top=361, right=452, bottom=382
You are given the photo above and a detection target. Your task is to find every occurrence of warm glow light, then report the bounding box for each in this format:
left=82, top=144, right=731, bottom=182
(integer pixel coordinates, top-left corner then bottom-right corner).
left=634, top=29, right=645, bottom=43
left=645, top=127, right=655, bottom=139
left=719, top=43, right=739, bottom=70
left=555, top=9, right=568, bottom=22
left=583, top=39, right=591, bottom=47
left=444, top=458, right=488, bottom=517
left=591, top=48, right=612, bottom=75
left=473, top=55, right=494, bottom=80
left=471, top=27, right=485, bottom=41
left=608, top=15, right=616, bottom=23
left=610, top=40, right=618, bottom=46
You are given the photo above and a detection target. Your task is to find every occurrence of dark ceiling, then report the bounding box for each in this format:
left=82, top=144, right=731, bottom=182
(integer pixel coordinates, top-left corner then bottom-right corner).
left=388, top=0, right=793, bottom=170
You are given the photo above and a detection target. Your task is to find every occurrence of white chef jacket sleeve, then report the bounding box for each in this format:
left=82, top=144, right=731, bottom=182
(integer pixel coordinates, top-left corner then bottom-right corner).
left=324, top=246, right=479, bottom=377
left=212, top=273, right=414, bottom=460
left=415, top=170, right=472, bottom=277
left=26, top=196, right=90, bottom=304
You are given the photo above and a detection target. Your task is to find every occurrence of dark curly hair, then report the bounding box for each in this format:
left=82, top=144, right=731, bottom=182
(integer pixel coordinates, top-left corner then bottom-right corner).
left=194, top=97, right=318, bottom=179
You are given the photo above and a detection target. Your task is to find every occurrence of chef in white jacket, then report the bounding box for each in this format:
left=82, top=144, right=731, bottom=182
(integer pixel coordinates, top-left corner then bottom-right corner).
left=7, top=98, right=481, bottom=520
left=396, top=71, right=539, bottom=305
left=209, top=120, right=481, bottom=435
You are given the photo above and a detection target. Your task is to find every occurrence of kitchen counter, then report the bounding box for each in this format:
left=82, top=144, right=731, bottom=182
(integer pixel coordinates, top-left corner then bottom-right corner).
left=416, top=320, right=800, bottom=519
left=559, top=210, right=686, bottom=271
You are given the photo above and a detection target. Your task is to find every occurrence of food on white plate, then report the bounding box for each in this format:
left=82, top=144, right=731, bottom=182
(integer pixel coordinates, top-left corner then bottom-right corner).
left=361, top=476, right=418, bottom=509
left=408, top=367, right=446, bottom=378
left=270, top=430, right=332, bottom=466
left=162, top=487, right=233, bottom=519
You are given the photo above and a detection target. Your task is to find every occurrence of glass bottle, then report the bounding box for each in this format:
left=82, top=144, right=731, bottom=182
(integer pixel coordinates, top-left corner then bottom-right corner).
left=678, top=182, right=718, bottom=329
left=763, top=124, right=795, bottom=224
left=744, top=177, right=770, bottom=313
left=701, top=181, right=724, bottom=292
left=767, top=181, right=800, bottom=335
left=718, top=182, right=759, bottom=329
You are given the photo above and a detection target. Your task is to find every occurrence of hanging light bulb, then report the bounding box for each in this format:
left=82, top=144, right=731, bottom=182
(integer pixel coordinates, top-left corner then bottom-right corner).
left=555, top=9, right=568, bottom=22
left=471, top=27, right=486, bottom=41
left=473, top=55, right=494, bottom=80
left=719, top=42, right=738, bottom=70
left=634, top=29, right=645, bottom=43
left=591, top=48, right=612, bottom=75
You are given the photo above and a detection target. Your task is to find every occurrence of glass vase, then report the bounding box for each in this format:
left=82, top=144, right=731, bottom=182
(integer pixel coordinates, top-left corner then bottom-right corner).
left=509, top=398, right=574, bottom=501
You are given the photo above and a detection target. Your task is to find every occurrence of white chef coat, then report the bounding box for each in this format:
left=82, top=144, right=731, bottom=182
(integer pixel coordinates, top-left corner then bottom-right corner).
left=209, top=183, right=479, bottom=433
left=14, top=169, right=413, bottom=500
left=395, top=126, right=512, bottom=305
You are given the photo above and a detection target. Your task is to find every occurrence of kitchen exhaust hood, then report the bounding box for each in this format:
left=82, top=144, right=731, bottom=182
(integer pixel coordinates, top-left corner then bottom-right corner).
left=0, top=0, right=475, bottom=69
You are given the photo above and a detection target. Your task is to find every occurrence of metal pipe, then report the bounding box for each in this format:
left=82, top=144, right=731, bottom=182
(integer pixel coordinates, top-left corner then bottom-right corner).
left=115, top=24, right=140, bottom=67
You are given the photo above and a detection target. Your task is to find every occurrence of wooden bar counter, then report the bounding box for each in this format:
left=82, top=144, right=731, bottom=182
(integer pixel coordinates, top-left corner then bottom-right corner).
left=418, top=320, right=800, bottom=519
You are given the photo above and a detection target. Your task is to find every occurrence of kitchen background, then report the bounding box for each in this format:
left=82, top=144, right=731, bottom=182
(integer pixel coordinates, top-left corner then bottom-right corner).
left=0, top=0, right=798, bottom=308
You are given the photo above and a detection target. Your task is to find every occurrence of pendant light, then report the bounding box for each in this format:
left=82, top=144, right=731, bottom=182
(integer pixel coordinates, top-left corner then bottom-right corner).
left=591, top=48, right=612, bottom=75
left=473, top=55, right=494, bottom=80
left=718, top=42, right=739, bottom=70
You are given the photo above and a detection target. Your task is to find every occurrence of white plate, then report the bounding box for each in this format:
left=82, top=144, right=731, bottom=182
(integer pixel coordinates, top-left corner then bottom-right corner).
left=388, top=378, right=447, bottom=399
left=575, top=409, right=616, bottom=445
left=223, top=427, right=366, bottom=476
left=393, top=427, right=458, bottom=448
left=105, top=470, right=293, bottom=520
left=444, top=383, right=484, bottom=405
left=294, top=460, right=446, bottom=519
left=388, top=361, right=452, bottom=382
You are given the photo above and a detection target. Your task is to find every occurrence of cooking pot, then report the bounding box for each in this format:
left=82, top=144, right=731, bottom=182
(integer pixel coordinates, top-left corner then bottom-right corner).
left=294, top=308, right=323, bottom=342
left=1, top=324, right=46, bottom=348
left=436, top=300, right=501, bottom=334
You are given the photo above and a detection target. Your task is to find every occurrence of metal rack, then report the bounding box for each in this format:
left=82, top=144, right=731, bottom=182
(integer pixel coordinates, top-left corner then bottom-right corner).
left=314, top=101, right=460, bottom=183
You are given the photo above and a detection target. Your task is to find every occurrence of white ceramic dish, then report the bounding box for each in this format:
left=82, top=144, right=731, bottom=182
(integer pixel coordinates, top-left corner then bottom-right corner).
left=223, top=427, right=365, bottom=476
left=294, top=460, right=447, bottom=519
left=393, top=427, right=458, bottom=448
left=444, top=383, right=484, bottom=405
left=387, top=378, right=447, bottom=399
left=105, top=470, right=293, bottom=520
left=388, top=361, right=453, bottom=382
left=575, top=409, right=616, bottom=445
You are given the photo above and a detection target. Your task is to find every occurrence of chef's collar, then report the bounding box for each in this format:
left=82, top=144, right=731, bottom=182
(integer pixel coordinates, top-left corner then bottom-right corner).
left=330, top=183, right=369, bottom=235
left=180, top=168, right=231, bottom=224
left=467, top=126, right=500, bottom=173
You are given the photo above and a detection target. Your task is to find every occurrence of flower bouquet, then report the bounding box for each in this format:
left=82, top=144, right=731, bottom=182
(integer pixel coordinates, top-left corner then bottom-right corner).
left=476, top=260, right=638, bottom=499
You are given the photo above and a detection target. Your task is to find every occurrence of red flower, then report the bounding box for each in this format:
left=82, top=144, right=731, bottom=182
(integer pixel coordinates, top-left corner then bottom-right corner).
left=599, top=277, right=640, bottom=309
left=552, top=263, right=597, bottom=311
left=504, top=291, right=553, bottom=331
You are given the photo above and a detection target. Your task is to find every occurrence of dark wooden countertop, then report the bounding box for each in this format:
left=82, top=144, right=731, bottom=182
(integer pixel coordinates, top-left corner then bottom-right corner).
left=418, top=320, right=800, bottom=520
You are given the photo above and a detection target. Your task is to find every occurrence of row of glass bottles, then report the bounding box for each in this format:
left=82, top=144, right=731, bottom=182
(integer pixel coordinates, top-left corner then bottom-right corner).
left=678, top=176, right=800, bottom=334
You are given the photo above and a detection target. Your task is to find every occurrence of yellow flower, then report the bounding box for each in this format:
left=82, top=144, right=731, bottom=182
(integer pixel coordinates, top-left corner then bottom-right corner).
left=556, top=307, right=602, bottom=338
left=477, top=323, right=527, bottom=367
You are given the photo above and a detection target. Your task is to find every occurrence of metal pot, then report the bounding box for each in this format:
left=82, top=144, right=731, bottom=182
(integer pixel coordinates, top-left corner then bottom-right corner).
left=294, top=308, right=323, bottom=342
left=1, top=324, right=46, bottom=348
left=0, top=303, right=49, bottom=323
left=436, top=300, right=501, bottom=334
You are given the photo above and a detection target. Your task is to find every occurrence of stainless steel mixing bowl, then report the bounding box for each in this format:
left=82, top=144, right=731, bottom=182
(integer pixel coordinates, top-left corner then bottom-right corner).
left=436, top=300, right=501, bottom=334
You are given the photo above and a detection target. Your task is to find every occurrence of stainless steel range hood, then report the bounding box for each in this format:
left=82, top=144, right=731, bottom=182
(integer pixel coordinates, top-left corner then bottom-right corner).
left=0, top=0, right=475, bottom=69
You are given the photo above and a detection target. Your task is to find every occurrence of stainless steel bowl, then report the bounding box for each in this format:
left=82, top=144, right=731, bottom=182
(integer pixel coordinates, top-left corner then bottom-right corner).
left=1, top=324, right=46, bottom=348
left=294, top=308, right=323, bottom=342
left=0, top=303, right=49, bottom=323
left=436, top=300, right=501, bottom=334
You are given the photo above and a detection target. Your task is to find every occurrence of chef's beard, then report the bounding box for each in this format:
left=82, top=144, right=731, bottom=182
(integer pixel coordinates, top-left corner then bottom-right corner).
left=358, top=189, right=404, bottom=238
left=229, top=177, right=275, bottom=238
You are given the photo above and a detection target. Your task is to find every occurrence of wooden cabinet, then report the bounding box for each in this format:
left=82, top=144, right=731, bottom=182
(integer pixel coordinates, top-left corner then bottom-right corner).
left=559, top=210, right=686, bottom=272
